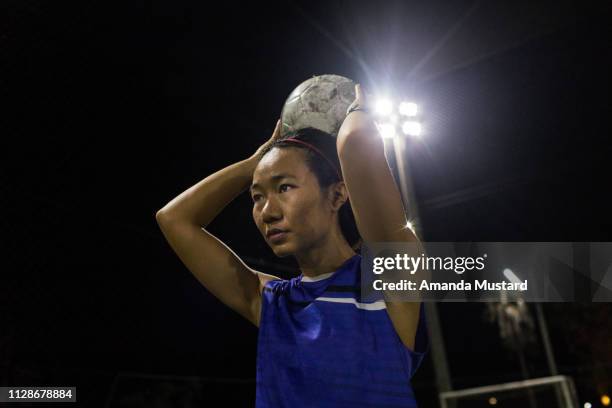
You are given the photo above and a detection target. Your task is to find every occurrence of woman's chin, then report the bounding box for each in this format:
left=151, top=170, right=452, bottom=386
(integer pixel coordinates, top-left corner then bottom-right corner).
left=271, top=243, right=294, bottom=258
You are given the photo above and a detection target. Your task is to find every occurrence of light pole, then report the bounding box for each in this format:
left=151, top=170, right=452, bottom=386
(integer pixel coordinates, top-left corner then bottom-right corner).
left=382, top=128, right=454, bottom=402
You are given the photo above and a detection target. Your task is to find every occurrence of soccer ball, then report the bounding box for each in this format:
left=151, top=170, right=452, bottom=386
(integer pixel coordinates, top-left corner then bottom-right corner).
left=280, top=74, right=356, bottom=138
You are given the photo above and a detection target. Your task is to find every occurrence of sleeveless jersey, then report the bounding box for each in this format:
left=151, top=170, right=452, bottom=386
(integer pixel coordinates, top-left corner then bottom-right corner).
left=256, top=253, right=428, bottom=408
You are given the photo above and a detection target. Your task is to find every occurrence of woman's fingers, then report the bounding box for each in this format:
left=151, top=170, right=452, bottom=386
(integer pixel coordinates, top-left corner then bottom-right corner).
left=345, top=84, right=363, bottom=115
left=355, top=83, right=369, bottom=108
left=266, top=118, right=282, bottom=145
left=253, top=118, right=283, bottom=159
left=272, top=118, right=282, bottom=140
left=352, top=83, right=367, bottom=108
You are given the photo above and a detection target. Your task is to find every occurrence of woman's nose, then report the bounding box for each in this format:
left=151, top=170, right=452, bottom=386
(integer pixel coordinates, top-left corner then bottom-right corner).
left=261, top=197, right=282, bottom=223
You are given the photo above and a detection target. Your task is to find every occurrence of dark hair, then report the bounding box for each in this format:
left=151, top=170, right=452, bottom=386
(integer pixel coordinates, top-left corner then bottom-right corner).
left=259, top=127, right=362, bottom=252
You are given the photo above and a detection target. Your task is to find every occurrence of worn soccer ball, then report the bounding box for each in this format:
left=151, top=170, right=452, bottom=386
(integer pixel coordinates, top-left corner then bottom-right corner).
left=280, top=74, right=356, bottom=138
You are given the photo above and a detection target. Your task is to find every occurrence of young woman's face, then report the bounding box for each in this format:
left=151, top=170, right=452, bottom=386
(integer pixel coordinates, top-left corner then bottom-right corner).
left=251, top=147, right=335, bottom=257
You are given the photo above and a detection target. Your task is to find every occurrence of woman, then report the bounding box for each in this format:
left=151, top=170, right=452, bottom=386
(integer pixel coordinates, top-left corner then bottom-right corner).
left=156, top=84, right=428, bottom=407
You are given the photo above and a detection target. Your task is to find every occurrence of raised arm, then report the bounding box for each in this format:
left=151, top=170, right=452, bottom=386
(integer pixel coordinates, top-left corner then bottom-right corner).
left=155, top=120, right=283, bottom=327
left=336, top=85, right=422, bottom=350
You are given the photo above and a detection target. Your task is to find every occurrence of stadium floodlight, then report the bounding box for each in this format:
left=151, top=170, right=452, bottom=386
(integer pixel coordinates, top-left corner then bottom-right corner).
left=402, top=121, right=422, bottom=137
left=502, top=268, right=522, bottom=284
left=375, top=99, right=393, bottom=116
left=370, top=96, right=423, bottom=139
left=399, top=101, right=418, bottom=117
left=377, top=123, right=396, bottom=139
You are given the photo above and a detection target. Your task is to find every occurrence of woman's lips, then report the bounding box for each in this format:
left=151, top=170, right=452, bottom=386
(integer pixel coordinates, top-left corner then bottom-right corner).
left=268, top=231, right=289, bottom=243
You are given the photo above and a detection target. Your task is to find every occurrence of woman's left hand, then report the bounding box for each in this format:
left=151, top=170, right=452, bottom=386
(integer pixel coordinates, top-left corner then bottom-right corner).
left=338, top=83, right=378, bottom=138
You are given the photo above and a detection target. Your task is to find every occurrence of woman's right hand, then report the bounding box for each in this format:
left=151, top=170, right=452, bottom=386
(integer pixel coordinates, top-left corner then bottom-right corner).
left=252, top=118, right=283, bottom=160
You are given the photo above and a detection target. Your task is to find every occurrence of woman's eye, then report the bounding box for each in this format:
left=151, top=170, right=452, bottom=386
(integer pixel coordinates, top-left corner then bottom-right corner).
left=279, top=184, right=294, bottom=193
left=252, top=194, right=262, bottom=202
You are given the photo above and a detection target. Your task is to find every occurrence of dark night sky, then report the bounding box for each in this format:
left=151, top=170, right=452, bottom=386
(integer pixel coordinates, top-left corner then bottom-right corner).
left=2, top=0, right=611, bottom=406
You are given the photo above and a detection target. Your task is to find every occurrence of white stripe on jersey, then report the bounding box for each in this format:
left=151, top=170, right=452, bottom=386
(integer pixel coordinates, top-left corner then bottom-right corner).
left=314, top=296, right=387, bottom=310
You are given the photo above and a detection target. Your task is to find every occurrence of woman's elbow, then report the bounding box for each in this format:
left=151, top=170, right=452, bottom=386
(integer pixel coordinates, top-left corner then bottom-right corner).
left=156, top=208, right=176, bottom=226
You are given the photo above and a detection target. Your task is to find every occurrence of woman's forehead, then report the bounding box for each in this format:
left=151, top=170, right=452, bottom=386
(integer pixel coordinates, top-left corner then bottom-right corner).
left=254, top=148, right=309, bottom=180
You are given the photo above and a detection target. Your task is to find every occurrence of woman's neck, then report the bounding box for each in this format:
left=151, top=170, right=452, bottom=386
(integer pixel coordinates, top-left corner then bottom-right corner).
left=295, top=231, right=357, bottom=279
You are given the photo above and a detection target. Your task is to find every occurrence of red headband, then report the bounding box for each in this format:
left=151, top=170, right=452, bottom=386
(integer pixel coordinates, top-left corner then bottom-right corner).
left=283, top=137, right=343, bottom=181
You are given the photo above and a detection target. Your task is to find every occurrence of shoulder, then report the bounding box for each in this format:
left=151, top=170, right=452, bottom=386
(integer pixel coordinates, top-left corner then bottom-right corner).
left=251, top=271, right=288, bottom=328
left=255, top=271, right=284, bottom=295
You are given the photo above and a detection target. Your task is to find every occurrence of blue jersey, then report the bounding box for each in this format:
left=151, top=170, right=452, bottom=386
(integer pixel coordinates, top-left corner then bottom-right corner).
left=256, top=253, right=428, bottom=408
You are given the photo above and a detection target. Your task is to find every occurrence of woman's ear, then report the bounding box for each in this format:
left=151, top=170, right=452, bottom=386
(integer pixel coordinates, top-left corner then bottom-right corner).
left=328, top=181, right=349, bottom=212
